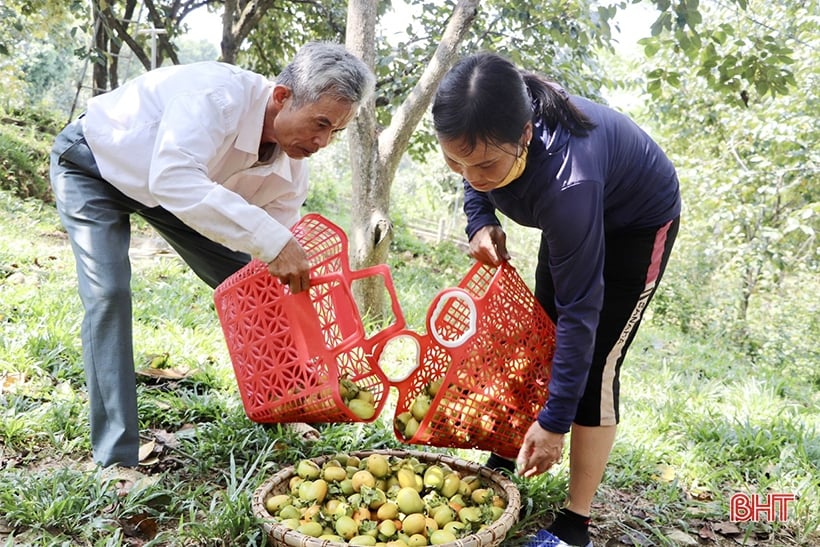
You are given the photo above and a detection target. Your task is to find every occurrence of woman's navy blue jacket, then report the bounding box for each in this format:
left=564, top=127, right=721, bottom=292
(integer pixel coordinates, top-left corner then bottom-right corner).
left=463, top=95, right=681, bottom=434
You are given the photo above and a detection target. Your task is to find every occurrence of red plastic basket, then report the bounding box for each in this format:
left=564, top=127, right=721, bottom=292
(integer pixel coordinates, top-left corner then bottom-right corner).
left=387, top=261, right=556, bottom=459
left=213, top=214, right=405, bottom=424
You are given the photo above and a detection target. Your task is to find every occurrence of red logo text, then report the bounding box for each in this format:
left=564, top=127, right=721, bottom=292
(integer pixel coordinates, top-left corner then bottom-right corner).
left=730, top=493, right=795, bottom=522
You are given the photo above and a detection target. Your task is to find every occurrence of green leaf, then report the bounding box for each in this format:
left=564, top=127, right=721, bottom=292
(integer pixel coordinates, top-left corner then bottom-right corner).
left=641, top=38, right=661, bottom=57
left=667, top=72, right=681, bottom=87
left=701, top=42, right=718, bottom=64
left=675, top=29, right=691, bottom=52
left=687, top=8, right=702, bottom=27
left=688, top=31, right=702, bottom=52
left=712, top=29, right=727, bottom=44
left=650, top=12, right=671, bottom=36
left=647, top=78, right=662, bottom=97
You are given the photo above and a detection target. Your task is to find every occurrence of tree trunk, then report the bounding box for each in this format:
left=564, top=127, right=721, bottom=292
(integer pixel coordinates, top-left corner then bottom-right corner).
left=92, top=2, right=108, bottom=95
left=107, top=0, right=137, bottom=89
left=345, top=0, right=480, bottom=317
left=221, top=0, right=277, bottom=64
left=344, top=0, right=383, bottom=316
left=221, top=0, right=239, bottom=63
left=144, top=0, right=180, bottom=67
left=98, top=3, right=152, bottom=75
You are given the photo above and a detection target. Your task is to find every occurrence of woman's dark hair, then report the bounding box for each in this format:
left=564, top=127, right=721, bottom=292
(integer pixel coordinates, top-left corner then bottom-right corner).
left=432, top=52, right=596, bottom=151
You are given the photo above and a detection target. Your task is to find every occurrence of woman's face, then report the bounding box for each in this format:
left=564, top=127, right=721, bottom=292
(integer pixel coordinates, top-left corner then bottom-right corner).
left=439, top=123, right=532, bottom=192
left=440, top=137, right=518, bottom=192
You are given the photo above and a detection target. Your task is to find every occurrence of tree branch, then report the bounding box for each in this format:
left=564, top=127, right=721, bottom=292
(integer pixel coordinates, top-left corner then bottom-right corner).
left=144, top=0, right=180, bottom=65
left=378, top=0, right=481, bottom=181
left=233, top=0, right=277, bottom=44
left=98, top=4, right=152, bottom=71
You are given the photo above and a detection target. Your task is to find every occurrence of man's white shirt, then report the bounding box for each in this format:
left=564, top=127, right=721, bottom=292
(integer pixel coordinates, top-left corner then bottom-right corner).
left=82, top=61, right=308, bottom=263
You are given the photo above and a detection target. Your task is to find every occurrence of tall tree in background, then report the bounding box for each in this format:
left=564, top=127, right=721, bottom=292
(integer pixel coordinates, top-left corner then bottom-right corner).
left=632, top=0, right=816, bottom=354
left=18, top=0, right=804, bottom=316
left=336, top=0, right=805, bottom=315
left=237, top=0, right=618, bottom=314
left=90, top=0, right=181, bottom=90
left=0, top=0, right=86, bottom=106
left=343, top=0, right=480, bottom=312
left=86, top=0, right=314, bottom=90
left=85, top=0, right=358, bottom=88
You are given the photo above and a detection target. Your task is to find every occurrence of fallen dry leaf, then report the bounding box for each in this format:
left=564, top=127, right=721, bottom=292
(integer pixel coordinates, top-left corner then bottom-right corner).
left=5, top=272, right=28, bottom=285
left=688, top=485, right=714, bottom=501
left=0, top=372, right=26, bottom=393
left=714, top=521, right=742, bottom=536
left=630, top=509, right=650, bottom=520
left=698, top=524, right=718, bottom=541
left=664, top=528, right=698, bottom=545
left=136, top=366, right=198, bottom=380
left=617, top=531, right=653, bottom=546
left=153, top=429, right=180, bottom=449
left=138, top=440, right=156, bottom=462
left=121, top=513, right=158, bottom=539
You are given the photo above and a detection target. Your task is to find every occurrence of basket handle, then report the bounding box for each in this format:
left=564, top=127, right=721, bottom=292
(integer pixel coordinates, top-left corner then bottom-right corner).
left=344, top=264, right=408, bottom=344
left=428, top=288, right=477, bottom=348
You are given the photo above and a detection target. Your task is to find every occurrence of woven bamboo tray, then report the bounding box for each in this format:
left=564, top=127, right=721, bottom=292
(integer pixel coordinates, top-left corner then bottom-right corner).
left=252, top=449, right=521, bottom=546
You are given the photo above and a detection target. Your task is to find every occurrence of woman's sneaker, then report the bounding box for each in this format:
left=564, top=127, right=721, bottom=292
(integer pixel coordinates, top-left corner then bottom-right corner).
left=527, top=529, right=593, bottom=547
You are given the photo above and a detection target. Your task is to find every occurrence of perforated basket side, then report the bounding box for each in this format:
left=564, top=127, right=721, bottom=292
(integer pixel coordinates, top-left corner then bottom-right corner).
left=393, top=262, right=556, bottom=458
left=293, top=213, right=349, bottom=277
left=216, top=268, right=386, bottom=423
left=214, top=260, right=290, bottom=420
left=214, top=214, right=399, bottom=425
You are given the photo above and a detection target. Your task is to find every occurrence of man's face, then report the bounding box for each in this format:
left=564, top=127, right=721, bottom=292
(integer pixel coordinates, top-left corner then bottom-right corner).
left=269, top=87, right=356, bottom=159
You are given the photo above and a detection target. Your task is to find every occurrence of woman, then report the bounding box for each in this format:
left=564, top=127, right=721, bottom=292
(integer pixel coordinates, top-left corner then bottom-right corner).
left=432, top=52, right=681, bottom=547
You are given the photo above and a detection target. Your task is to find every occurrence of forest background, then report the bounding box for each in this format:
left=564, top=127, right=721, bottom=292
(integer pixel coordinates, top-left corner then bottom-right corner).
left=0, top=0, right=817, bottom=546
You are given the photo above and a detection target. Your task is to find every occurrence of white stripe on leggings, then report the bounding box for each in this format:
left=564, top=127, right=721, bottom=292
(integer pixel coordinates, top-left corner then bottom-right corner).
left=599, top=221, right=672, bottom=424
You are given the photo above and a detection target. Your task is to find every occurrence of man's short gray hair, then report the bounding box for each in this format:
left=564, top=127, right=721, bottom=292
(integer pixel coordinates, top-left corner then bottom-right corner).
left=276, top=42, right=375, bottom=108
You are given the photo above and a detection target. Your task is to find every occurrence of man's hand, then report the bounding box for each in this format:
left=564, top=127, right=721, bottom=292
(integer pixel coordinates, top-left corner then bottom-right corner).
left=469, top=225, right=510, bottom=266
left=516, top=421, right=565, bottom=478
left=267, top=237, right=310, bottom=293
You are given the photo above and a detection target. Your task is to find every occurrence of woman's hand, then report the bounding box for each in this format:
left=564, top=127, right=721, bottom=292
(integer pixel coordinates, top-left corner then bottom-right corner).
left=469, top=225, right=510, bottom=266
left=267, top=237, right=310, bottom=293
left=516, top=421, right=565, bottom=478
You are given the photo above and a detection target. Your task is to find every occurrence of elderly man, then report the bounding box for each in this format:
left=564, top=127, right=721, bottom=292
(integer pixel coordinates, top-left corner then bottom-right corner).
left=50, top=42, right=375, bottom=468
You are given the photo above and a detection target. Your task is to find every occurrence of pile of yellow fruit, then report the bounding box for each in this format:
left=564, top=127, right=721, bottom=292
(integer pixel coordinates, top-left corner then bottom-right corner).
left=339, top=377, right=377, bottom=420
left=264, top=452, right=508, bottom=546
left=395, top=378, right=444, bottom=440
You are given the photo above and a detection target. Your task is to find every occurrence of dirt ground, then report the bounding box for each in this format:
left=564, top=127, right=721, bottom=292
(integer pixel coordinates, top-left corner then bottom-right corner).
left=583, top=486, right=806, bottom=547
left=1, top=452, right=808, bottom=547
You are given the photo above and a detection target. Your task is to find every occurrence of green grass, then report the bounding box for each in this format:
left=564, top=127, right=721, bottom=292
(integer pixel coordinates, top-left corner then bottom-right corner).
left=1, top=188, right=817, bottom=546
left=608, top=329, right=819, bottom=543
left=0, top=108, right=59, bottom=202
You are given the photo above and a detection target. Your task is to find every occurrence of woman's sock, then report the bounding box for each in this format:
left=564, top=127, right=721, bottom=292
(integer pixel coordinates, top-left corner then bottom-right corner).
left=484, top=452, right=516, bottom=472
left=547, top=508, right=592, bottom=546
